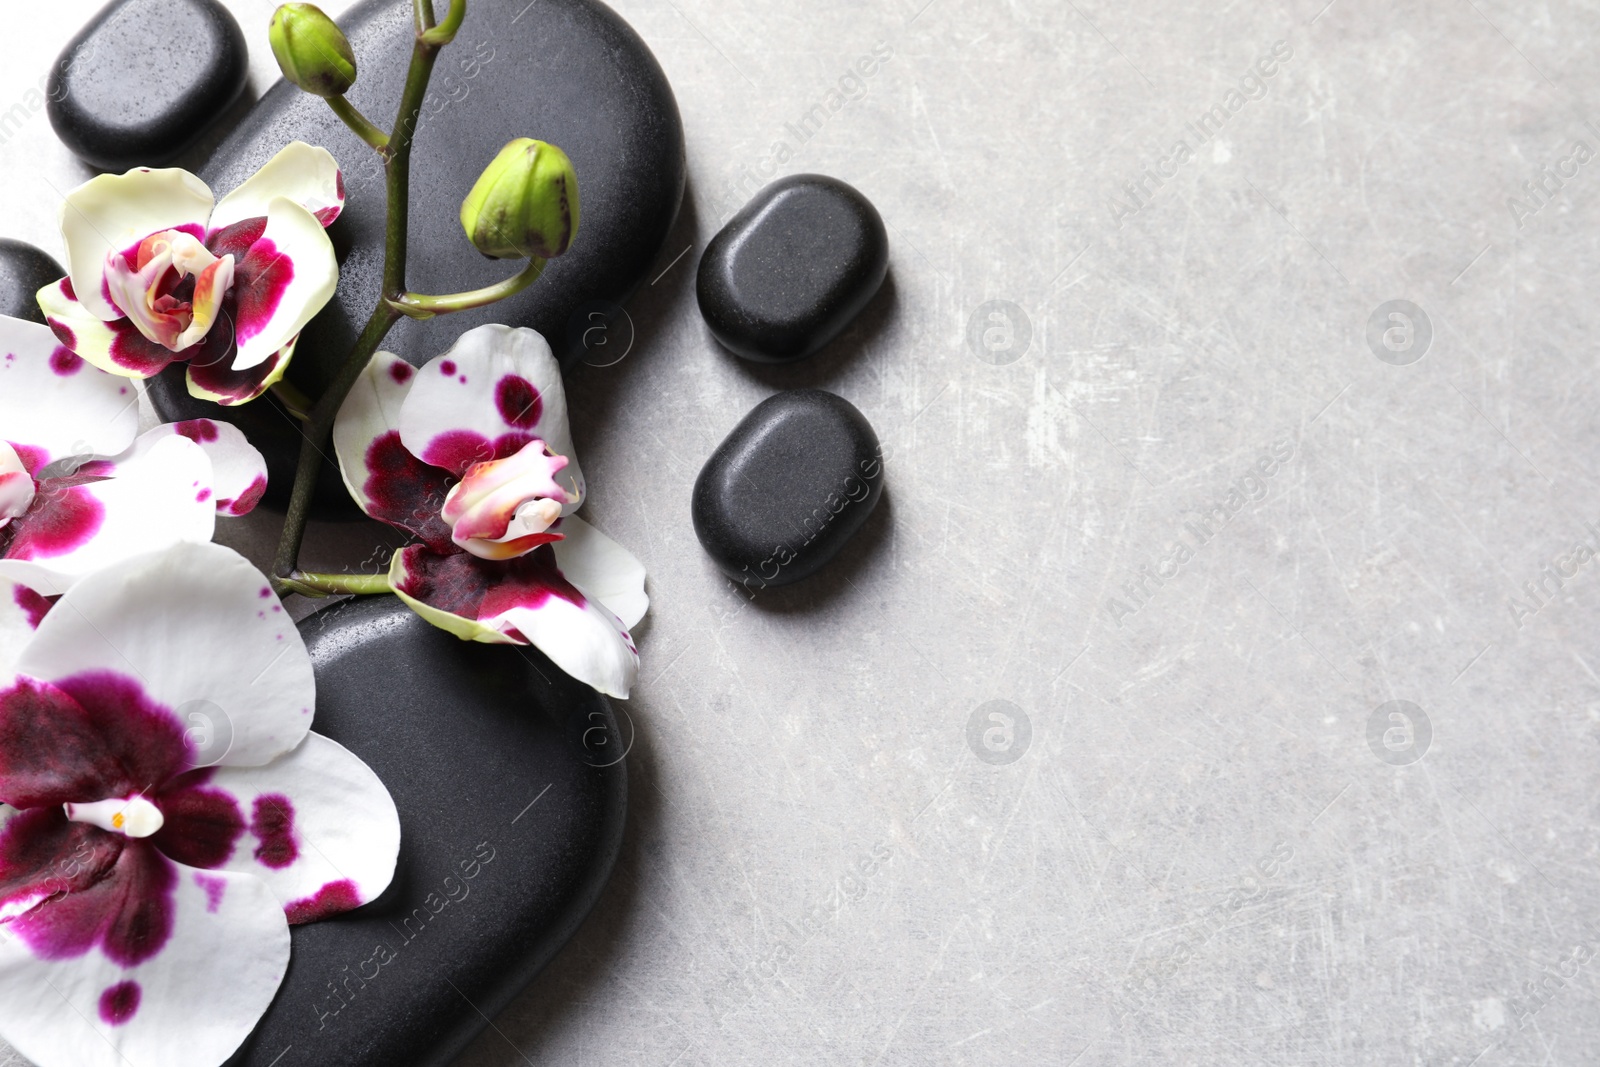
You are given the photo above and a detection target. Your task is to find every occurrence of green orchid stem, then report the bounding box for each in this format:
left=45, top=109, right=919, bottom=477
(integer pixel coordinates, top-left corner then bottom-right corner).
left=269, top=302, right=401, bottom=594
left=281, top=571, right=394, bottom=597
left=419, top=0, right=465, bottom=45
left=326, top=95, right=391, bottom=154
left=388, top=258, right=545, bottom=320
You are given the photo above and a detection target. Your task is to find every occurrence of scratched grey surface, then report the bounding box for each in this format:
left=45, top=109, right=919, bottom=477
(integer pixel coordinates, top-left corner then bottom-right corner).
left=5, top=0, right=1600, bottom=1064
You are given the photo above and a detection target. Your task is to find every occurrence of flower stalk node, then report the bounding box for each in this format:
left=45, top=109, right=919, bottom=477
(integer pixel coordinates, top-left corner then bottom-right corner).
left=418, top=0, right=467, bottom=46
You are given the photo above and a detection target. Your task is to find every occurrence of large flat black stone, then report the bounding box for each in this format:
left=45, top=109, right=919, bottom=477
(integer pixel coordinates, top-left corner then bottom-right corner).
left=148, top=0, right=685, bottom=513
left=224, top=595, right=627, bottom=1067
left=47, top=0, right=249, bottom=171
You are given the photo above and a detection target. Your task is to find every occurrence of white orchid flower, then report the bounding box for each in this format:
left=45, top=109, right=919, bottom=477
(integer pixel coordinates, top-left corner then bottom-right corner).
left=38, top=142, right=343, bottom=406
left=0, top=542, right=400, bottom=1067
left=332, top=324, right=647, bottom=698
left=0, top=316, right=267, bottom=599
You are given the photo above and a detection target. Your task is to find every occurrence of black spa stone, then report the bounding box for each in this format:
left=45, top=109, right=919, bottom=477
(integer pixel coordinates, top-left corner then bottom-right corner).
left=0, top=240, right=64, bottom=325
left=696, top=174, right=888, bottom=364
left=692, top=389, right=884, bottom=589
left=47, top=0, right=249, bottom=171
left=224, top=595, right=627, bottom=1067
left=147, top=0, right=685, bottom=515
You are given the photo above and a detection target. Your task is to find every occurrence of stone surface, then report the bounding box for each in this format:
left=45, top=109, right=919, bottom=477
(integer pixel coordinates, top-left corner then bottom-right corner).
left=47, top=0, right=249, bottom=171
left=692, top=388, right=884, bottom=589
left=224, top=594, right=627, bottom=1067
left=147, top=0, right=685, bottom=514
left=697, top=174, right=888, bottom=363
left=0, top=239, right=63, bottom=325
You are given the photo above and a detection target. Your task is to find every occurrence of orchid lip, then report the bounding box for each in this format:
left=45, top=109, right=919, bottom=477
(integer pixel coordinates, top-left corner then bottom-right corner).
left=441, top=438, right=578, bottom=560
left=63, top=795, right=165, bottom=839
left=103, top=229, right=236, bottom=353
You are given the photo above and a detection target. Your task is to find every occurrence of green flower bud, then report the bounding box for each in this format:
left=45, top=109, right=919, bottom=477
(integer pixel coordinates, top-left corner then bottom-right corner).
left=269, top=4, right=357, bottom=99
left=460, top=139, right=580, bottom=260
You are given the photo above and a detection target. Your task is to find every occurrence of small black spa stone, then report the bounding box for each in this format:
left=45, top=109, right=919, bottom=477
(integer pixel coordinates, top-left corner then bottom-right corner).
left=692, top=389, right=884, bottom=589
left=146, top=0, right=685, bottom=515
left=0, top=240, right=64, bottom=325
left=47, top=0, right=249, bottom=171
left=224, top=596, right=627, bottom=1067
left=696, top=174, right=889, bottom=364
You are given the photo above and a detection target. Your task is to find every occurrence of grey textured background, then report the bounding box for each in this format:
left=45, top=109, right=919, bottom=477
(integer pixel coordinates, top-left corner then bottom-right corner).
left=4, top=0, right=1600, bottom=1064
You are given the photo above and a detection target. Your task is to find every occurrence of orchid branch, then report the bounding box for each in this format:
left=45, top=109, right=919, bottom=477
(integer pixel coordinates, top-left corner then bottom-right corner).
left=265, top=0, right=576, bottom=598
left=270, top=5, right=449, bottom=593
left=279, top=571, right=393, bottom=597
left=326, top=96, right=391, bottom=154
left=388, top=258, right=546, bottom=320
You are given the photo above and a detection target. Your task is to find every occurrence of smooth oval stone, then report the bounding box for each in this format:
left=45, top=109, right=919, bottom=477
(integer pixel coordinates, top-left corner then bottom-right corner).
left=696, top=174, right=888, bottom=364
left=224, top=595, right=627, bottom=1067
left=692, top=389, right=885, bottom=589
left=0, top=240, right=64, bottom=325
left=148, top=0, right=685, bottom=514
left=47, top=0, right=249, bottom=171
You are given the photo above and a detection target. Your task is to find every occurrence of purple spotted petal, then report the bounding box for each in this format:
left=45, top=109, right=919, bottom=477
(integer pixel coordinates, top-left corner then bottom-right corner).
left=358, top=431, right=458, bottom=550
left=0, top=316, right=138, bottom=468
left=0, top=829, right=289, bottom=1067
left=38, top=277, right=187, bottom=379
left=149, top=770, right=246, bottom=870
left=332, top=351, right=457, bottom=550
left=394, top=325, right=585, bottom=509
left=6, top=829, right=175, bottom=966
left=0, top=577, right=52, bottom=683
left=159, top=420, right=268, bottom=515
left=0, top=432, right=214, bottom=593
left=0, top=674, right=190, bottom=809
left=185, top=338, right=290, bottom=407
left=175, top=734, right=399, bottom=925
left=13, top=542, right=315, bottom=769
left=0, top=478, right=108, bottom=571
left=0, top=808, right=121, bottom=922
left=390, top=543, right=638, bottom=698
left=224, top=198, right=336, bottom=373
